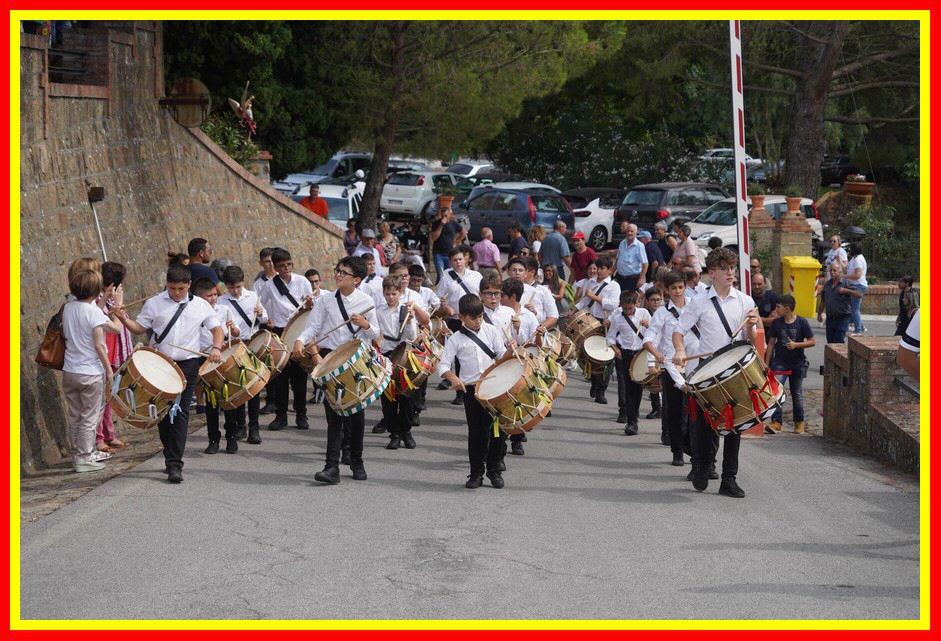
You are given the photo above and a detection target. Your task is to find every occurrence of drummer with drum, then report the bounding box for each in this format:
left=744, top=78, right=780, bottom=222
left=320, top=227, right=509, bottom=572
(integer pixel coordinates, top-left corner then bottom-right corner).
left=293, top=256, right=380, bottom=484
left=375, top=275, right=420, bottom=450
left=576, top=255, right=621, bottom=405
left=436, top=247, right=483, bottom=405
left=672, top=247, right=760, bottom=499
left=607, top=290, right=651, bottom=435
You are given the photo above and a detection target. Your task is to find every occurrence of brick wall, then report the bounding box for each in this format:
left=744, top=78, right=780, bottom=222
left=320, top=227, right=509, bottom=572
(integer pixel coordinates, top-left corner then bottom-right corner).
left=19, top=23, right=345, bottom=474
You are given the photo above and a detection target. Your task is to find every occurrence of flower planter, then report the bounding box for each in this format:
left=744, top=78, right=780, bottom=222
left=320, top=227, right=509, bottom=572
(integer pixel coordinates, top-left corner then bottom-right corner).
left=843, top=181, right=875, bottom=197
left=437, top=195, right=455, bottom=210
left=785, top=196, right=803, bottom=216
left=750, top=195, right=765, bottom=210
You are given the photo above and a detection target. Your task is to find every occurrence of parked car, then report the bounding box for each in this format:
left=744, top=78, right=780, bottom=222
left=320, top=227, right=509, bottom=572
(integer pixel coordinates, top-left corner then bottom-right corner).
left=456, top=187, right=575, bottom=246
left=387, top=158, right=429, bottom=175
left=446, top=160, right=497, bottom=177
left=613, top=182, right=728, bottom=240
left=820, top=154, right=860, bottom=185
left=380, top=171, right=460, bottom=220
left=291, top=183, right=364, bottom=228
left=687, top=195, right=823, bottom=255
left=301, top=151, right=373, bottom=184
left=562, top=188, right=627, bottom=252
left=700, top=147, right=762, bottom=166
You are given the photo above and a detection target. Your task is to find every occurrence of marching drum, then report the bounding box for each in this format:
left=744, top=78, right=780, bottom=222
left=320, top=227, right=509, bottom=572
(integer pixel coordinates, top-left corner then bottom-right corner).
left=539, top=329, right=564, bottom=362
left=563, top=309, right=604, bottom=349
left=109, top=347, right=186, bottom=430
left=282, top=308, right=319, bottom=373
left=430, top=317, right=452, bottom=345
left=555, top=333, right=579, bottom=367
left=311, top=339, right=392, bottom=416
left=387, top=340, right=437, bottom=398
left=629, top=350, right=662, bottom=393
left=199, top=342, right=271, bottom=411
left=686, top=341, right=785, bottom=436
left=475, top=357, right=552, bottom=435
left=247, top=329, right=290, bottom=376
left=522, top=345, right=567, bottom=399
left=578, top=335, right=615, bottom=379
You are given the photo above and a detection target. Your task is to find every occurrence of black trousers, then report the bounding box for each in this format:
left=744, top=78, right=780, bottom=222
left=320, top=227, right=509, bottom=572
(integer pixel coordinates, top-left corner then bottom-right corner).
left=324, top=401, right=364, bottom=467
left=231, top=395, right=261, bottom=428
left=206, top=403, right=242, bottom=442
left=380, top=393, right=413, bottom=436
left=159, top=357, right=202, bottom=472
left=661, top=372, right=688, bottom=456
left=465, top=384, right=506, bottom=475
left=692, top=398, right=740, bottom=480
left=614, top=349, right=643, bottom=422
left=271, top=327, right=307, bottom=420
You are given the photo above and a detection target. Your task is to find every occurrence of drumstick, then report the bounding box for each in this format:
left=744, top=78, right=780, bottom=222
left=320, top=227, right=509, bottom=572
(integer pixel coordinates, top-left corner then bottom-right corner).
left=398, top=306, right=414, bottom=338
left=314, top=305, right=376, bottom=343
left=683, top=350, right=716, bottom=361
left=115, top=294, right=153, bottom=310
left=731, top=307, right=758, bottom=339
left=167, top=343, right=213, bottom=359
left=225, top=307, right=232, bottom=349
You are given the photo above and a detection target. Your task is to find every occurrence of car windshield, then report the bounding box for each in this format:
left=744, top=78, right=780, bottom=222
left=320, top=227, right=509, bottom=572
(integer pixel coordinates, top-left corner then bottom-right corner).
left=323, top=197, right=349, bottom=222
left=447, top=164, right=473, bottom=175
left=386, top=173, right=423, bottom=186
left=622, top=190, right=664, bottom=206
left=693, top=201, right=740, bottom=226
left=564, top=195, right=590, bottom=209
left=309, top=159, right=339, bottom=176
left=532, top=195, right=567, bottom=213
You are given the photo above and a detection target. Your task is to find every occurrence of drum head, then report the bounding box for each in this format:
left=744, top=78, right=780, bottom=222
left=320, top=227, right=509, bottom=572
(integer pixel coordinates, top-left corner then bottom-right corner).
left=477, top=359, right=525, bottom=401
left=582, top=335, right=614, bottom=362
left=281, top=309, right=312, bottom=347
left=629, top=350, right=653, bottom=382
left=311, top=339, right=362, bottom=380
left=247, top=330, right=271, bottom=352
left=688, top=341, right=755, bottom=386
left=130, top=349, right=185, bottom=395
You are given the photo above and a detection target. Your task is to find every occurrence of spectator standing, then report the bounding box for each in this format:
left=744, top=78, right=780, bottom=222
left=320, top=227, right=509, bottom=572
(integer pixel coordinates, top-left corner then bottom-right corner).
left=846, top=243, right=868, bottom=335
left=823, top=235, right=848, bottom=270
left=352, top=229, right=386, bottom=277
left=568, top=231, right=597, bottom=283
left=819, top=263, right=861, bottom=343
left=541, top=264, right=568, bottom=315
left=299, top=183, right=329, bottom=219
left=343, top=220, right=359, bottom=256
left=749, top=258, right=762, bottom=280
left=377, top=221, right=402, bottom=266
left=430, top=208, right=465, bottom=284
left=539, top=220, right=572, bottom=280
left=96, top=261, right=133, bottom=453
left=751, top=273, right=781, bottom=331
left=615, top=222, right=647, bottom=293
left=670, top=224, right=701, bottom=274
left=895, top=276, right=919, bottom=337
left=401, top=220, right=427, bottom=268
left=188, top=237, right=219, bottom=286
left=528, top=225, right=546, bottom=263
left=472, top=227, right=502, bottom=279
left=897, top=308, right=920, bottom=381
left=638, top=230, right=663, bottom=283
left=654, top=222, right=676, bottom=265
left=507, top=223, right=529, bottom=262
left=765, top=295, right=816, bottom=434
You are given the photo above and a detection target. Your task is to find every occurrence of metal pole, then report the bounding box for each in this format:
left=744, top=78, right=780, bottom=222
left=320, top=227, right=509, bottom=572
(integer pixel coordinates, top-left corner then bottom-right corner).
left=89, top=201, right=108, bottom=262
left=729, top=20, right=750, bottom=295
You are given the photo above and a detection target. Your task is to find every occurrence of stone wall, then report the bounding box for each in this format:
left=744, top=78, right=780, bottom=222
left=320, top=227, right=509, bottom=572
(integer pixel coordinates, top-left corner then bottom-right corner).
left=19, top=23, right=345, bottom=474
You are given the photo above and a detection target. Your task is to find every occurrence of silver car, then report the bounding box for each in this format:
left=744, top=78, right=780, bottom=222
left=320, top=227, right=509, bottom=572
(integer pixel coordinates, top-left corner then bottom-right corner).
left=380, top=171, right=460, bottom=219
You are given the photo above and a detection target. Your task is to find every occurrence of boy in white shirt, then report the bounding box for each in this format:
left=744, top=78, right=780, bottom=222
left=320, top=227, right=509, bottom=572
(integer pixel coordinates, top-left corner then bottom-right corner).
left=220, top=265, right=267, bottom=445
left=643, top=287, right=665, bottom=421
left=499, top=278, right=540, bottom=347
left=358, top=253, right=384, bottom=300
left=608, top=290, right=651, bottom=434
left=478, top=274, right=515, bottom=338
left=406, top=263, right=440, bottom=418
left=580, top=256, right=621, bottom=403
left=437, top=247, right=483, bottom=405
left=116, top=264, right=224, bottom=484
left=376, top=276, right=420, bottom=450
left=573, top=261, right=598, bottom=305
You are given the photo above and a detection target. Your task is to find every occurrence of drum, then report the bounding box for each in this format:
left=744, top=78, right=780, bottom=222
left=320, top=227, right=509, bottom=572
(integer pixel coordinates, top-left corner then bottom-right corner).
left=109, top=347, right=186, bottom=430
left=282, top=308, right=319, bottom=373
left=578, top=335, right=615, bottom=379
left=629, top=350, right=662, bottom=393
left=199, top=342, right=271, bottom=411
left=539, top=329, right=564, bottom=362
left=686, top=341, right=785, bottom=436
left=563, top=309, right=603, bottom=349
left=555, top=334, right=578, bottom=367
left=247, top=330, right=290, bottom=376
left=475, top=357, right=552, bottom=435
left=430, top=317, right=452, bottom=345
left=522, top=345, right=567, bottom=399
left=387, top=340, right=437, bottom=397
left=312, top=339, right=392, bottom=416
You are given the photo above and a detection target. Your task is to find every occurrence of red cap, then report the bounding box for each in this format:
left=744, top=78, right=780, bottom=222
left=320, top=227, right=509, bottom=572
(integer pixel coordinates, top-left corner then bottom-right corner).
left=572, top=231, right=586, bottom=240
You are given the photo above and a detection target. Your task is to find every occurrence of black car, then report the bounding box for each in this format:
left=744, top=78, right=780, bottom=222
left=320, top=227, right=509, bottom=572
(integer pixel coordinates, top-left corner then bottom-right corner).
left=457, top=186, right=575, bottom=246
left=613, top=182, right=727, bottom=241
left=820, top=154, right=859, bottom=185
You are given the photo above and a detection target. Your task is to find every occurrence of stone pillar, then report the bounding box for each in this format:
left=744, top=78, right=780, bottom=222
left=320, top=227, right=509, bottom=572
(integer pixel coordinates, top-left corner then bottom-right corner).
left=822, top=343, right=850, bottom=441
left=844, top=336, right=911, bottom=454
left=247, top=150, right=272, bottom=182
left=770, top=206, right=812, bottom=294
left=748, top=197, right=774, bottom=275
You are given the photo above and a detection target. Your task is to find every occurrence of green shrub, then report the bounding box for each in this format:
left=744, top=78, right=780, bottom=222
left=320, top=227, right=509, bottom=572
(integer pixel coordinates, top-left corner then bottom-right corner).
left=201, top=112, right=260, bottom=168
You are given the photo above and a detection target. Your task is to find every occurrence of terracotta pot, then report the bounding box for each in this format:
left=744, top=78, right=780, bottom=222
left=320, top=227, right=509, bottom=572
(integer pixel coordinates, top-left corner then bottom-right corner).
left=750, top=195, right=765, bottom=210
left=437, top=195, right=455, bottom=210
left=785, top=196, right=803, bottom=215
left=843, top=181, right=875, bottom=196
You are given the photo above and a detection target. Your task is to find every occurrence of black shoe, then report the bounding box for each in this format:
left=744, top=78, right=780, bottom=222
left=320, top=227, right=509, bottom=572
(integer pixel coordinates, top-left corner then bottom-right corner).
left=510, top=441, right=524, bottom=456
left=708, top=465, right=719, bottom=480
left=167, top=468, right=183, bottom=484
left=686, top=469, right=695, bottom=481
left=341, top=448, right=352, bottom=466
left=204, top=440, right=219, bottom=454
left=437, top=379, right=452, bottom=390
left=247, top=425, right=262, bottom=444
left=402, top=433, right=416, bottom=449
left=692, top=467, right=709, bottom=492
left=295, top=416, right=309, bottom=430
left=624, top=423, right=638, bottom=436
left=671, top=453, right=684, bottom=466
left=546, top=410, right=552, bottom=417
left=465, top=474, right=484, bottom=489
left=494, top=458, right=507, bottom=472
left=351, top=464, right=367, bottom=481
left=660, top=431, right=670, bottom=446
left=386, top=436, right=401, bottom=450
left=372, top=419, right=388, bottom=434
left=236, top=425, right=247, bottom=440
left=408, top=413, right=420, bottom=427
left=519, top=432, right=527, bottom=443
left=314, top=465, right=341, bottom=484
left=225, top=438, right=239, bottom=454
left=594, top=393, right=608, bottom=405
left=589, top=384, right=597, bottom=399
left=718, top=478, right=746, bottom=498
left=486, top=470, right=505, bottom=489
left=268, top=415, right=287, bottom=431
left=646, top=409, right=661, bottom=420
left=616, top=410, right=628, bottom=423
left=259, top=403, right=275, bottom=415
left=452, top=391, right=465, bottom=405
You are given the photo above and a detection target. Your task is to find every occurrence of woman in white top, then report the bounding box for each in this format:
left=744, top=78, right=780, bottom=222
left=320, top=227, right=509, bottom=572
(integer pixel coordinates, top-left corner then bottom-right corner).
left=845, top=242, right=868, bottom=334
left=670, top=223, right=701, bottom=274
left=61, top=269, right=122, bottom=472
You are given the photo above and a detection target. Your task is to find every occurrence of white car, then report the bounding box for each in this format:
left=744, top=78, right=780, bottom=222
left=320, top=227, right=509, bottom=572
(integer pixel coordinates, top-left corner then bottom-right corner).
left=292, top=183, right=363, bottom=228
left=446, top=160, right=496, bottom=177
left=380, top=171, right=460, bottom=219
left=487, top=182, right=560, bottom=193
left=699, top=148, right=762, bottom=167
left=562, top=188, right=627, bottom=252
left=688, top=196, right=823, bottom=254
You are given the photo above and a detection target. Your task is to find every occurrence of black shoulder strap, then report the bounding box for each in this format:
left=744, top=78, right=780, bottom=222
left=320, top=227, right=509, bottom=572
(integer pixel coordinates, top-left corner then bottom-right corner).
left=710, top=296, right=735, bottom=339
left=155, top=302, right=187, bottom=344
left=383, top=305, right=409, bottom=342
left=448, top=270, right=471, bottom=295
left=228, top=298, right=252, bottom=328
left=483, top=311, right=493, bottom=325
left=669, top=304, right=700, bottom=339
left=595, top=281, right=609, bottom=296
left=335, top=291, right=359, bottom=337
left=459, top=327, right=497, bottom=360
left=273, top=276, right=300, bottom=308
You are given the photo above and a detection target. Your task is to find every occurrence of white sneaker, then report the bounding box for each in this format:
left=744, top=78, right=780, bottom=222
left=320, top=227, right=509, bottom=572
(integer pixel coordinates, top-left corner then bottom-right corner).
left=74, top=460, right=106, bottom=473
left=91, top=450, right=112, bottom=462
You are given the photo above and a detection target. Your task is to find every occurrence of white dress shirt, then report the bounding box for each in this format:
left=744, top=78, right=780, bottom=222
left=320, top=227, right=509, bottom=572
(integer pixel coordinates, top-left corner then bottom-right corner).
left=136, top=291, right=220, bottom=361
left=577, top=276, right=621, bottom=320
left=436, top=323, right=507, bottom=385
left=297, top=288, right=380, bottom=352
left=220, top=289, right=266, bottom=338
left=200, top=304, right=231, bottom=352
left=676, top=286, right=755, bottom=356
left=645, top=300, right=701, bottom=387
left=259, top=274, right=313, bottom=328
left=510, top=307, right=539, bottom=345
left=358, top=273, right=384, bottom=300
left=412, top=286, right=440, bottom=312
left=607, top=308, right=651, bottom=351
left=373, top=285, right=423, bottom=311
left=352, top=244, right=386, bottom=276
left=376, top=301, right=418, bottom=354
left=436, top=268, right=483, bottom=318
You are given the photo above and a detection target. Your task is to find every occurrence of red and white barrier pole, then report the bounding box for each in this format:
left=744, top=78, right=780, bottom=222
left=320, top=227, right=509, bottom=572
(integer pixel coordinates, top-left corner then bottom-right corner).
left=729, top=20, right=750, bottom=296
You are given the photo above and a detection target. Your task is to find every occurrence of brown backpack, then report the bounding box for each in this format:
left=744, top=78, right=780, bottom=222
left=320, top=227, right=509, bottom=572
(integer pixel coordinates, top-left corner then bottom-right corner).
left=35, top=305, right=66, bottom=370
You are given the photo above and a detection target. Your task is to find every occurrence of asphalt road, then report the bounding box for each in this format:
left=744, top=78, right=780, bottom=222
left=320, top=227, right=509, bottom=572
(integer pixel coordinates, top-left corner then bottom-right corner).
left=20, top=316, right=918, bottom=621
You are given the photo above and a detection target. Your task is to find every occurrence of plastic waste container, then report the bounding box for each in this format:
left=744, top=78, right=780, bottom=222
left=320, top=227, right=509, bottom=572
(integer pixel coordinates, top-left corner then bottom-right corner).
left=781, top=256, right=822, bottom=318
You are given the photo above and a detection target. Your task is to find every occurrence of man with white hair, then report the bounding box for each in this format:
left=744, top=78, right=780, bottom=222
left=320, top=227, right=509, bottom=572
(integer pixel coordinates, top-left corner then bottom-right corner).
left=615, top=222, right=647, bottom=293
left=472, top=227, right=502, bottom=279
left=352, top=228, right=386, bottom=276
left=539, top=219, right=572, bottom=280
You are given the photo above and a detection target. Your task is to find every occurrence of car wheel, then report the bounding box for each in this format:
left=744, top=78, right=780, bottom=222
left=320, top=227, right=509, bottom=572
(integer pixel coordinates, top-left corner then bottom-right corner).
left=588, top=226, right=607, bottom=252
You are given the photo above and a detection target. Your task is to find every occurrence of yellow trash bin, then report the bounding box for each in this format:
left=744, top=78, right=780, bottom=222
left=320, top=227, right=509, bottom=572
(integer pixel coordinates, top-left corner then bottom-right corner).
left=780, top=256, right=822, bottom=318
